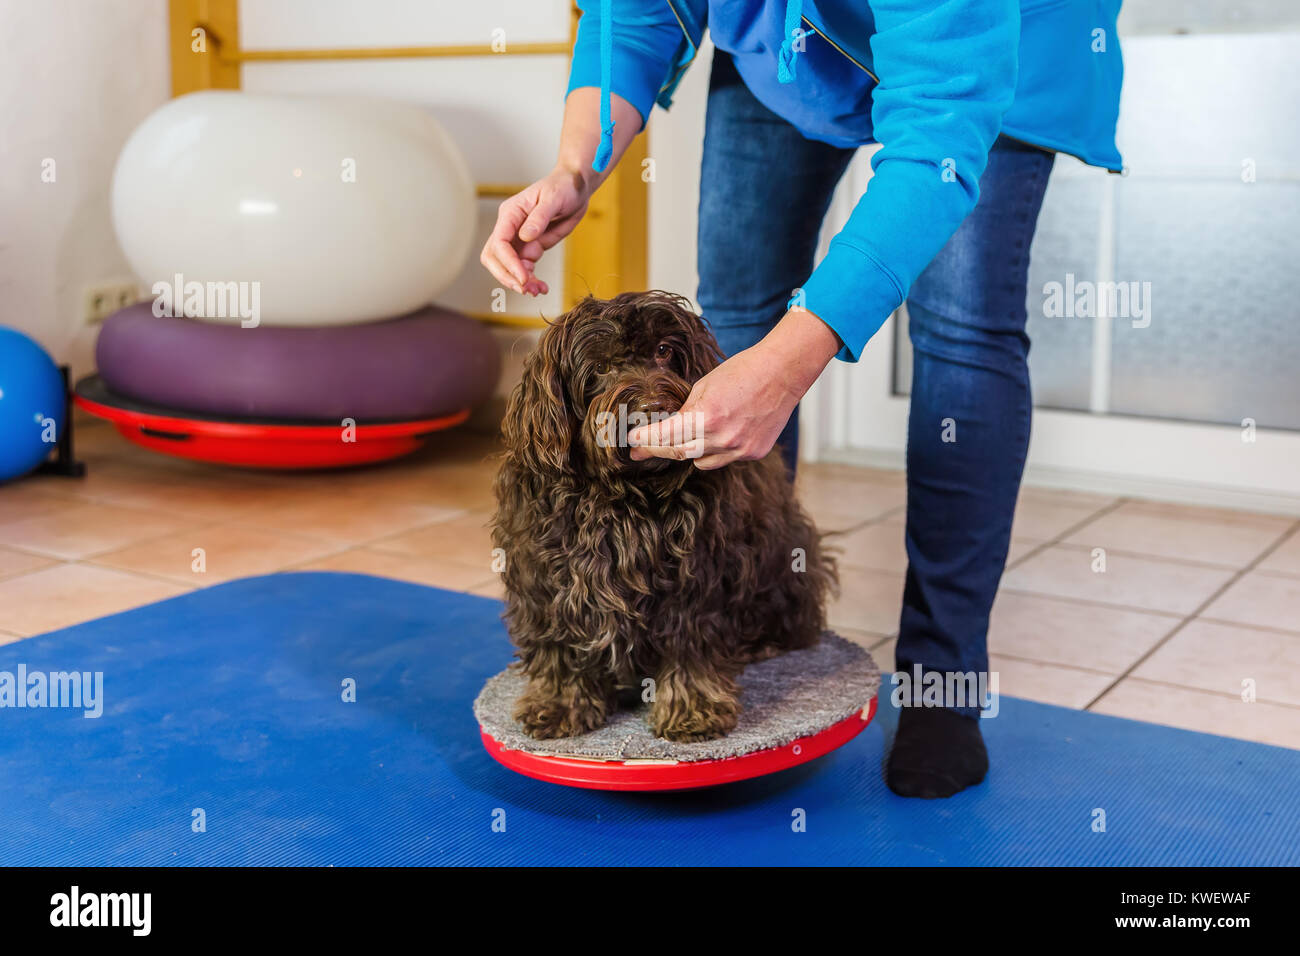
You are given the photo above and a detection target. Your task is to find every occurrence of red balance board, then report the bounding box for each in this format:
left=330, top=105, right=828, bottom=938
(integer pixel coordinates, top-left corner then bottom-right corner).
left=481, top=696, right=877, bottom=791
left=74, top=375, right=469, bottom=469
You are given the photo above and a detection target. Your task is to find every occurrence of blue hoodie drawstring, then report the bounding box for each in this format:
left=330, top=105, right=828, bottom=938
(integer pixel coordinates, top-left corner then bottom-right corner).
left=592, top=0, right=616, bottom=172
left=777, top=0, right=803, bottom=84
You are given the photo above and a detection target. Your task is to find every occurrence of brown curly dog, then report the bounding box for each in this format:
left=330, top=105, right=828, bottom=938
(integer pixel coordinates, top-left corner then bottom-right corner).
left=492, top=291, right=837, bottom=742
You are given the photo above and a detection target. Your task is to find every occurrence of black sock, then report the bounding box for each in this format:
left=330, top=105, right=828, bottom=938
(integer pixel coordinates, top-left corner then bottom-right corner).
left=886, top=706, right=988, bottom=799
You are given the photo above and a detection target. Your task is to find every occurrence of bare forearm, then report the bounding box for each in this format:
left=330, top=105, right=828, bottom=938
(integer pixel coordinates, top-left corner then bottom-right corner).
left=756, top=308, right=843, bottom=402
left=556, top=87, right=644, bottom=189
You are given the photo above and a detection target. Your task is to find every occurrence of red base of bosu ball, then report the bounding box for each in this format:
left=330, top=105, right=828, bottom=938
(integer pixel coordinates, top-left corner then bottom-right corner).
left=480, top=696, right=877, bottom=792
left=74, top=375, right=469, bottom=470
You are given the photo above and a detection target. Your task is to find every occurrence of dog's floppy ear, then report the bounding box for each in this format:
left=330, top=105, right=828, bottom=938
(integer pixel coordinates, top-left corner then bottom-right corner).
left=502, top=325, right=573, bottom=474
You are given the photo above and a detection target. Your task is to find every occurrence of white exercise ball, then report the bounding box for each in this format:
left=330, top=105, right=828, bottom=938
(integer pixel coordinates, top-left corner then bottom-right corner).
left=111, top=91, right=475, bottom=326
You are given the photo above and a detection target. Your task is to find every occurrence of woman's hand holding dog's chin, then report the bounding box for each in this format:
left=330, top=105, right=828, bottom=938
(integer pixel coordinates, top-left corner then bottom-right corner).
left=628, top=308, right=842, bottom=470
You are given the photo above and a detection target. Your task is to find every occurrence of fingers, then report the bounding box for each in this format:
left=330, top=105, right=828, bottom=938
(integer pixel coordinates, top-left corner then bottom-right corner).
left=515, top=273, right=547, bottom=296
left=517, top=197, right=556, bottom=243
left=692, top=452, right=739, bottom=470
left=537, top=207, right=586, bottom=248
left=482, top=188, right=580, bottom=297
left=518, top=211, right=583, bottom=262
left=514, top=224, right=572, bottom=270
left=625, top=410, right=765, bottom=470
left=629, top=438, right=707, bottom=461
left=517, top=258, right=548, bottom=296
left=480, top=200, right=531, bottom=293
left=626, top=411, right=702, bottom=449
left=626, top=411, right=711, bottom=462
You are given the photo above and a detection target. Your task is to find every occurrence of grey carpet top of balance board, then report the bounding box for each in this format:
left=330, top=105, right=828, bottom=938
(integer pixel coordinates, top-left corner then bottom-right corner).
left=473, top=632, right=880, bottom=762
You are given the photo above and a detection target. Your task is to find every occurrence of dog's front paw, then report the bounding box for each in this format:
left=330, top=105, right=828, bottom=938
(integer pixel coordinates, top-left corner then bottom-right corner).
left=650, top=696, right=740, bottom=743
left=513, top=686, right=611, bottom=739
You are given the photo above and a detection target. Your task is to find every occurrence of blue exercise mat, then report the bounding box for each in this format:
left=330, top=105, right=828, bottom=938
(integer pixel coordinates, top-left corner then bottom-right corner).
left=1, top=572, right=1296, bottom=866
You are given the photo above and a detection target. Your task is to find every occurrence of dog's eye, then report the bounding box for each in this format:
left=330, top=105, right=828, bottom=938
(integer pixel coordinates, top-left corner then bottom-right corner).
left=595, top=362, right=611, bottom=375
left=656, top=343, right=673, bottom=360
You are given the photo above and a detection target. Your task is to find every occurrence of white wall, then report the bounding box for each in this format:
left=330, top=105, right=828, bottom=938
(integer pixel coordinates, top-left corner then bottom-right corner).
left=0, top=0, right=170, bottom=373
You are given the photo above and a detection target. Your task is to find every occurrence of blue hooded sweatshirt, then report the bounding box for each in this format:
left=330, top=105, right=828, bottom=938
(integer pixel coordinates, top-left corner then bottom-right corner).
left=567, top=0, right=1124, bottom=362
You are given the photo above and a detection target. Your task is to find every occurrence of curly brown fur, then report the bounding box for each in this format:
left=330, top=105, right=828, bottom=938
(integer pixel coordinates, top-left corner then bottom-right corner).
left=491, top=291, right=838, bottom=742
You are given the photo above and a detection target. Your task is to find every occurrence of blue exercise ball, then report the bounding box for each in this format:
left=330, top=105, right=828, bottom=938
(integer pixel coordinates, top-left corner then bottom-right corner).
left=0, top=327, right=65, bottom=482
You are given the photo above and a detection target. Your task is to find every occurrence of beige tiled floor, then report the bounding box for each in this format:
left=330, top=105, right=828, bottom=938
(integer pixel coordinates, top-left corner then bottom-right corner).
left=2, top=415, right=1298, bottom=750
left=1001, top=545, right=1238, bottom=616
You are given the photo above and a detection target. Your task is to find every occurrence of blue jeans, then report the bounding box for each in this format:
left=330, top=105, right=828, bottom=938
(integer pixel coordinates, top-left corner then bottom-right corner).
left=698, top=51, right=1053, bottom=707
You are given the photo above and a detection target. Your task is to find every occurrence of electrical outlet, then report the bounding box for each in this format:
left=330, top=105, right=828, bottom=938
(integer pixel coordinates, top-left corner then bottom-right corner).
left=84, top=280, right=142, bottom=325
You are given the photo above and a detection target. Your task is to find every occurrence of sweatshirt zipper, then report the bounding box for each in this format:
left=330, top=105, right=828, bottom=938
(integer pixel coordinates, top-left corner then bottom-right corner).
left=660, top=3, right=877, bottom=86
left=663, top=0, right=698, bottom=92
left=801, top=14, right=879, bottom=83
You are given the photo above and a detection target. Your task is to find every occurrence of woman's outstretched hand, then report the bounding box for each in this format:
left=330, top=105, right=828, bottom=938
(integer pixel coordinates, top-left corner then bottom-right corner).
left=480, top=167, right=591, bottom=297
left=479, top=88, right=643, bottom=296
left=627, top=308, right=843, bottom=469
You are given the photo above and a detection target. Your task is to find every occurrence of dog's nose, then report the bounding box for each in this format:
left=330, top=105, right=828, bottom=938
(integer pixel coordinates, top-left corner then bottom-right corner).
left=638, top=398, right=664, bottom=415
